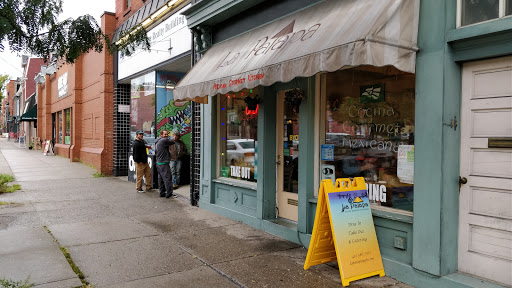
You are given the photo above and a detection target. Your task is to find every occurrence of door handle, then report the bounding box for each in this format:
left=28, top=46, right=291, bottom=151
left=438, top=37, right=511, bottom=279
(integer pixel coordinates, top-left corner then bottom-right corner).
left=459, top=176, right=467, bottom=185
left=276, top=154, right=281, bottom=165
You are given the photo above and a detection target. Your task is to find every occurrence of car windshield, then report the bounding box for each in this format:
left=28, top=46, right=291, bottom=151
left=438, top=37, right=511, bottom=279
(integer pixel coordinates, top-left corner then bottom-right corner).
left=239, top=141, right=254, bottom=149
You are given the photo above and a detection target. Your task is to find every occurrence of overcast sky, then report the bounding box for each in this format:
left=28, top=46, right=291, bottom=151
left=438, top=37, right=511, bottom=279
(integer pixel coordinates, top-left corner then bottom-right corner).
left=0, top=0, right=116, bottom=79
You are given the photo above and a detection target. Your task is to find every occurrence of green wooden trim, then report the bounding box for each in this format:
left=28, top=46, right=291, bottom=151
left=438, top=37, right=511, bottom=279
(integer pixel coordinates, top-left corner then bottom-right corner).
left=371, top=208, right=413, bottom=224
left=447, top=16, right=512, bottom=42
left=412, top=0, right=447, bottom=276
left=298, top=77, right=315, bottom=233
left=212, top=178, right=257, bottom=190
left=440, top=0, right=461, bottom=276
left=383, top=257, right=507, bottom=288
left=447, top=14, right=512, bottom=62
left=183, top=0, right=266, bottom=27
left=258, top=86, right=277, bottom=219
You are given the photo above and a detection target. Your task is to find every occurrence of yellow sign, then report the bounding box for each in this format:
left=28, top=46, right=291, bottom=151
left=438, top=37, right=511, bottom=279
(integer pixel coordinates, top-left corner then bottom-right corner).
left=304, top=178, right=385, bottom=286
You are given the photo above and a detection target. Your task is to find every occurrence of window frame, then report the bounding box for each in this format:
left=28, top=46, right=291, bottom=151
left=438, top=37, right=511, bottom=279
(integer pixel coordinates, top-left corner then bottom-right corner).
left=457, top=0, right=511, bottom=27
left=215, top=92, right=259, bottom=186
left=317, top=69, right=416, bottom=214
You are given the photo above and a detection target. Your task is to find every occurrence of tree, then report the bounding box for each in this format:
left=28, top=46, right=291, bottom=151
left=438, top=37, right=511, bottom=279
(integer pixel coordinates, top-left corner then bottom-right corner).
left=0, top=74, right=9, bottom=103
left=0, top=0, right=149, bottom=64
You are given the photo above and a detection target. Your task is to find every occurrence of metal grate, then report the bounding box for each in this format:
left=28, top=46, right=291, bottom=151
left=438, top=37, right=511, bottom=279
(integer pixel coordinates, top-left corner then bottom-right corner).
left=190, top=101, right=201, bottom=205
left=113, top=84, right=131, bottom=176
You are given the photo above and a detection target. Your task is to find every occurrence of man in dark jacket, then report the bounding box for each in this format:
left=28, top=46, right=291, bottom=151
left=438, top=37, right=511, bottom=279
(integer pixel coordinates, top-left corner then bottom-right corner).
left=154, top=129, right=177, bottom=198
left=132, top=130, right=151, bottom=193
left=169, top=132, right=187, bottom=189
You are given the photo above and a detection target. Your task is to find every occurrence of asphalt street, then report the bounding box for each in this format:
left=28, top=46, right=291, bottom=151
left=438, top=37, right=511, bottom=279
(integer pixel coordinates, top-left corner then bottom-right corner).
left=0, top=138, right=413, bottom=288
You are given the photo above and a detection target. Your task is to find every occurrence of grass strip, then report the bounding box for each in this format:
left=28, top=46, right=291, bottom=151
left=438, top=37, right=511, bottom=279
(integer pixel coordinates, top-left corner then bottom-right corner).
left=0, top=174, right=21, bottom=194
left=0, top=201, right=16, bottom=205
left=43, top=226, right=92, bottom=287
left=0, top=277, right=34, bottom=287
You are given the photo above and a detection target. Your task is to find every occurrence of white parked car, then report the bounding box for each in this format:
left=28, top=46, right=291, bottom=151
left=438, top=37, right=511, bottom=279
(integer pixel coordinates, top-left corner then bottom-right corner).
left=226, top=139, right=255, bottom=166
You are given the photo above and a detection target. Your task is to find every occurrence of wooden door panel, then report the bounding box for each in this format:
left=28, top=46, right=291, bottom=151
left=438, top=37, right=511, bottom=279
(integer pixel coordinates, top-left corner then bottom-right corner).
left=459, top=56, right=512, bottom=286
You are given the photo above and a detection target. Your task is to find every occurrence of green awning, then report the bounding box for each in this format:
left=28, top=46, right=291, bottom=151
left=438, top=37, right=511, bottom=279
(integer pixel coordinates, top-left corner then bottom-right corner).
left=19, top=104, right=37, bottom=122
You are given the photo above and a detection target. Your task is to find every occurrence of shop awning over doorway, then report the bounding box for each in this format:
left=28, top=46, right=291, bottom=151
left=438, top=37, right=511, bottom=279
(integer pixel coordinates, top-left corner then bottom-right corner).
left=174, top=0, right=420, bottom=103
left=19, top=104, right=37, bottom=122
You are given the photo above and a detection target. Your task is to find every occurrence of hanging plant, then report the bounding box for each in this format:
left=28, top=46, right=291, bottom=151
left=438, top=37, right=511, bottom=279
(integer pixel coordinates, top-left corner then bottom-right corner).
left=285, top=88, right=305, bottom=113
left=244, top=94, right=261, bottom=110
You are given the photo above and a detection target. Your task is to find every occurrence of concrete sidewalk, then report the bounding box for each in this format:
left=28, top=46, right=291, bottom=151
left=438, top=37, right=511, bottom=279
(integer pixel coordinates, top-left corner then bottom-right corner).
left=0, top=138, right=413, bottom=288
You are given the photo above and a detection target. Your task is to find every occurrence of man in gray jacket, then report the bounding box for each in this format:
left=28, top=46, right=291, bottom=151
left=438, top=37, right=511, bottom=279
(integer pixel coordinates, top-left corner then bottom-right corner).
left=154, top=130, right=177, bottom=198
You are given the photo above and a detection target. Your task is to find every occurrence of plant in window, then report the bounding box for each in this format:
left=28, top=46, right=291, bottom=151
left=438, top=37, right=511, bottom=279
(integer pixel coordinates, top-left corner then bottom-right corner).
left=244, top=94, right=260, bottom=110
left=285, top=88, right=306, bottom=113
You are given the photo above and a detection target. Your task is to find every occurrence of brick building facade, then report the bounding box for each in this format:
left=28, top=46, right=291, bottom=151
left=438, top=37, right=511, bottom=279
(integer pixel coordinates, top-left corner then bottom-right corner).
left=37, top=12, right=116, bottom=175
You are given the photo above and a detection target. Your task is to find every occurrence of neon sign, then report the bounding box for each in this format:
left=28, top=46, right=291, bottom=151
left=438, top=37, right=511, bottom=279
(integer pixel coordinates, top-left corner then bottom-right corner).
left=245, top=104, right=259, bottom=115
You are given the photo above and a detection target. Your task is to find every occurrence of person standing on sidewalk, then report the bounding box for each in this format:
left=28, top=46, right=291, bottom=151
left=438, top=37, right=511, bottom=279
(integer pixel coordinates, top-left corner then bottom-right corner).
left=132, top=130, right=152, bottom=193
left=169, top=132, right=187, bottom=189
left=154, top=130, right=177, bottom=198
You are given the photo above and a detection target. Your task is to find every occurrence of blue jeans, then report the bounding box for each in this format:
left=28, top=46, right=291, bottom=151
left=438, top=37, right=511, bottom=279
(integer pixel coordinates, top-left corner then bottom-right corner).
left=170, top=160, right=182, bottom=186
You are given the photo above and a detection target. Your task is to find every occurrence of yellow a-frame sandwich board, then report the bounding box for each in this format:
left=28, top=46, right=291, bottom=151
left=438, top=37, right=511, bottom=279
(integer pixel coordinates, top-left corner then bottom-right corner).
left=304, top=178, right=385, bottom=286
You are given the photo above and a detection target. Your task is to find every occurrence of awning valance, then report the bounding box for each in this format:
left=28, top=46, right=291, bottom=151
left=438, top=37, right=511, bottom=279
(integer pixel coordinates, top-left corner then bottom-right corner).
left=174, top=0, right=420, bottom=103
left=19, top=104, right=37, bottom=122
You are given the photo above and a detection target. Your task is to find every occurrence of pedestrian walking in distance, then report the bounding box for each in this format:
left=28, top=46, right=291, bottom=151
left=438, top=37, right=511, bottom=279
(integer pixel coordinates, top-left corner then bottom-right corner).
left=155, top=130, right=177, bottom=198
left=132, top=130, right=152, bottom=193
left=169, top=132, right=187, bottom=189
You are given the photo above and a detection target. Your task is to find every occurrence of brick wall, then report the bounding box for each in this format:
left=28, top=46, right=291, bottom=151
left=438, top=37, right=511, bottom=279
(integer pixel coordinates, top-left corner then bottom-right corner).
left=115, top=0, right=147, bottom=28
left=37, top=12, right=116, bottom=175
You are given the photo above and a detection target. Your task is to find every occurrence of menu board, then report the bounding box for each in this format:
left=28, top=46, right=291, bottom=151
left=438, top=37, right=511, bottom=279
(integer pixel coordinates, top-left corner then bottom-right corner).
left=304, top=178, right=385, bottom=286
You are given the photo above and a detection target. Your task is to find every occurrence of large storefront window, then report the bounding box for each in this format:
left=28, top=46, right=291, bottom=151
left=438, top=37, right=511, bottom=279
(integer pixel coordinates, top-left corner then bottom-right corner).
left=57, top=111, right=62, bottom=144
left=218, top=88, right=258, bottom=183
left=130, top=72, right=156, bottom=141
left=320, top=66, right=415, bottom=211
left=65, top=108, right=71, bottom=144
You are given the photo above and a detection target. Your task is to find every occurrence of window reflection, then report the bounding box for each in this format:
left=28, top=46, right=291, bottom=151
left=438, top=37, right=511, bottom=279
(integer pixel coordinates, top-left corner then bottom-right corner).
left=219, top=88, right=258, bottom=182
left=462, top=0, right=499, bottom=26
left=321, top=66, right=415, bottom=211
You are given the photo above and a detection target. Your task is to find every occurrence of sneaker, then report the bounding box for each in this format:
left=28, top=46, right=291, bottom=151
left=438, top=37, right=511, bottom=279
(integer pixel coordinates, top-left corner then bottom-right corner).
left=166, top=193, right=178, bottom=199
left=137, top=189, right=145, bottom=193
left=173, top=184, right=178, bottom=189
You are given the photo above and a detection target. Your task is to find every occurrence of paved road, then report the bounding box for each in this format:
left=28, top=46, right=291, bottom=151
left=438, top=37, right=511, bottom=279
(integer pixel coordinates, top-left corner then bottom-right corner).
left=0, top=138, right=413, bottom=288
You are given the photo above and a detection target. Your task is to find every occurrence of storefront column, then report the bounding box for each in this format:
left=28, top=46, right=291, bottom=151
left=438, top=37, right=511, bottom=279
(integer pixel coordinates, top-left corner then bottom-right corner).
left=71, top=57, right=83, bottom=161
left=297, top=77, right=315, bottom=234
left=44, top=75, right=52, bottom=142
left=200, top=97, right=215, bottom=203
left=413, top=0, right=459, bottom=277
left=257, top=86, right=277, bottom=220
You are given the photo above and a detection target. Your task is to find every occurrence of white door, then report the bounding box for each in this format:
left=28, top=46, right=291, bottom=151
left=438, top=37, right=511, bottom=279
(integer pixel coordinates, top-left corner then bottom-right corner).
left=459, top=56, right=512, bottom=286
left=276, top=91, right=299, bottom=222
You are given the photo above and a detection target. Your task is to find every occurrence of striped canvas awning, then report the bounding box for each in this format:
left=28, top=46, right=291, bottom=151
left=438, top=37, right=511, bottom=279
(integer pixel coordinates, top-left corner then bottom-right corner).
left=174, top=0, right=420, bottom=103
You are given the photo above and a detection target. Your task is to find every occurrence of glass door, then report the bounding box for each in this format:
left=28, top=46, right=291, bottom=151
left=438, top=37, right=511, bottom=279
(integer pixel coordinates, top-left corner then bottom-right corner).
left=276, top=91, right=299, bottom=222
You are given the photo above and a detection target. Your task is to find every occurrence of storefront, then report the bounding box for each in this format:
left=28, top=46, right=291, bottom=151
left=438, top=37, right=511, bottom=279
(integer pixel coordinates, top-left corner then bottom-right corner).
left=175, top=0, right=511, bottom=287
left=114, top=3, right=193, bottom=185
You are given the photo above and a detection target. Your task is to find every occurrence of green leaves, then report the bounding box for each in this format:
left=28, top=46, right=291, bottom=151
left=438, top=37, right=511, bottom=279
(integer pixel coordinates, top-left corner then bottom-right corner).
left=0, top=0, right=150, bottom=64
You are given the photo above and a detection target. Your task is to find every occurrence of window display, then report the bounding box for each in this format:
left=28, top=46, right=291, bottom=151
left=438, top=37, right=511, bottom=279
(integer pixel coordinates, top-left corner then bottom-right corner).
left=65, top=108, right=71, bottom=144
left=218, top=88, right=259, bottom=183
left=130, top=72, right=156, bottom=142
left=321, top=66, right=415, bottom=211
left=57, top=111, right=62, bottom=144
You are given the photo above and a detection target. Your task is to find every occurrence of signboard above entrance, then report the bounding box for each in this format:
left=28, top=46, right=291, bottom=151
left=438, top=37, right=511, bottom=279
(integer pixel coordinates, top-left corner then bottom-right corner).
left=118, top=4, right=192, bottom=80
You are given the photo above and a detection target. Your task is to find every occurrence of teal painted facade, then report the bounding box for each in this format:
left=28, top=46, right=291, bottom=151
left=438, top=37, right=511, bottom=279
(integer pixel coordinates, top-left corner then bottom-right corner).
left=183, top=1, right=512, bottom=287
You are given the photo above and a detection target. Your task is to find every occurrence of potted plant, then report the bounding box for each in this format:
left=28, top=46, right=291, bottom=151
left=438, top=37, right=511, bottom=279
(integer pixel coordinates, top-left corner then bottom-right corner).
left=244, top=94, right=261, bottom=110
left=285, top=88, right=306, bottom=113
left=28, top=142, right=33, bottom=150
